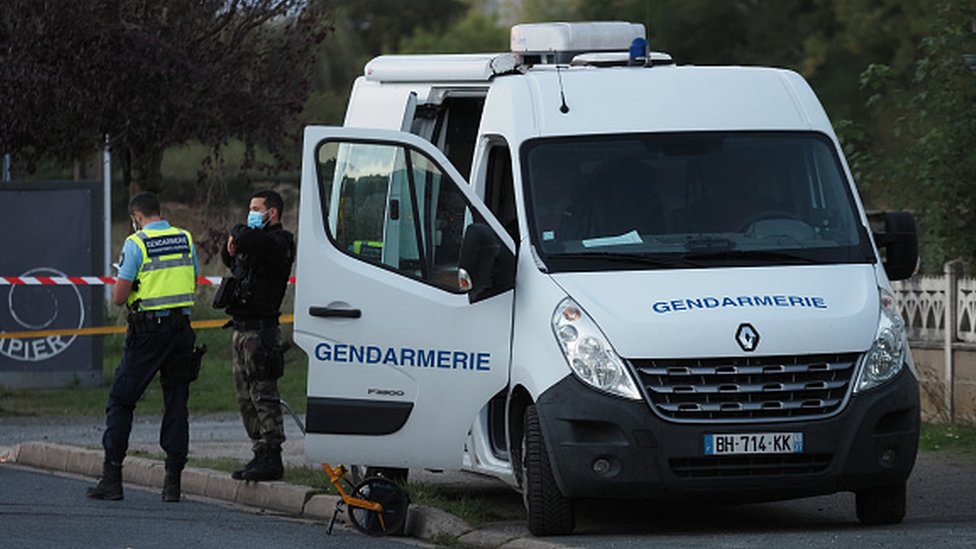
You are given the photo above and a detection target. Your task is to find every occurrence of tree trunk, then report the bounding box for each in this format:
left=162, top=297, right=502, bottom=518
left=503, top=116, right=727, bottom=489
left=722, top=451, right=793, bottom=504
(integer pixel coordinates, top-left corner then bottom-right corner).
left=123, top=146, right=164, bottom=194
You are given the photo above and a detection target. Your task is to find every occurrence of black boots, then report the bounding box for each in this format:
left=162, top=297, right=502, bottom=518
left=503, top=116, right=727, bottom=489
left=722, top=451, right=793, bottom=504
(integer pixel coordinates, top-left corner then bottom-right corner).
left=162, top=469, right=181, bottom=502
left=87, top=462, right=123, bottom=500
left=236, top=448, right=284, bottom=482
left=87, top=462, right=180, bottom=501
left=231, top=452, right=260, bottom=480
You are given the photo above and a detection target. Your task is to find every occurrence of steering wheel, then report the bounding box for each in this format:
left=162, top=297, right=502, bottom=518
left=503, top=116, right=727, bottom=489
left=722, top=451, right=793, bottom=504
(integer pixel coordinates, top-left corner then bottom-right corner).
left=738, top=210, right=801, bottom=232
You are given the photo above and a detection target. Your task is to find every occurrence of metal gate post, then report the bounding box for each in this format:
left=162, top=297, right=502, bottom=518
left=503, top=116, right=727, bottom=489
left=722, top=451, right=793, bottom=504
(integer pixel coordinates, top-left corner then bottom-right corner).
left=944, top=259, right=965, bottom=422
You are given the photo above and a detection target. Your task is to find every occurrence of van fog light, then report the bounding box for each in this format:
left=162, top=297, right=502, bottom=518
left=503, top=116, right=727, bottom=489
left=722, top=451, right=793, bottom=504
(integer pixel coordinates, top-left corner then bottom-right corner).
left=551, top=297, right=642, bottom=400
left=592, top=458, right=611, bottom=474
left=879, top=448, right=897, bottom=468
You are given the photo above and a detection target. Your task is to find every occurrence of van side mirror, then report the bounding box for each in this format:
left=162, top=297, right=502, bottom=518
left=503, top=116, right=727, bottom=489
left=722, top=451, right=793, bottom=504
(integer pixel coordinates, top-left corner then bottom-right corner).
left=458, top=222, right=516, bottom=303
left=872, top=211, right=918, bottom=281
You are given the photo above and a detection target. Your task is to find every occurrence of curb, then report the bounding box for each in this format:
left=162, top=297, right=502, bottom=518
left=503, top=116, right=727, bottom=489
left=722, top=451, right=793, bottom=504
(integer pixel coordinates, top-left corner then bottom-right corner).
left=5, top=441, right=565, bottom=548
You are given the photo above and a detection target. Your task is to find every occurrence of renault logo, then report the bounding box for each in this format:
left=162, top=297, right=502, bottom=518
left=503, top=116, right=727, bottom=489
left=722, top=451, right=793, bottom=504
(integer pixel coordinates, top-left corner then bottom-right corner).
left=736, top=323, right=760, bottom=352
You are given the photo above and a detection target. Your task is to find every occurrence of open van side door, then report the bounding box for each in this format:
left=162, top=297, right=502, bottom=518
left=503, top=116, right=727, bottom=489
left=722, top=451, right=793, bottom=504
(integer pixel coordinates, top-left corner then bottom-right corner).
left=295, top=126, right=516, bottom=470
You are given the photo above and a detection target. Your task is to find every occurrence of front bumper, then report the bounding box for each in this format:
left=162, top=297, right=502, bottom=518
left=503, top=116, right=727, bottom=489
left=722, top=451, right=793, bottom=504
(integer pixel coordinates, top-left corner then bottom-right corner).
left=535, top=367, right=919, bottom=502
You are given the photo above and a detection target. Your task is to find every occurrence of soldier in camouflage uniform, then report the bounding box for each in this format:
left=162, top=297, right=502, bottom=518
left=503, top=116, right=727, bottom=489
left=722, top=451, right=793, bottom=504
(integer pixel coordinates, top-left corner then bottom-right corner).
left=216, top=189, right=295, bottom=481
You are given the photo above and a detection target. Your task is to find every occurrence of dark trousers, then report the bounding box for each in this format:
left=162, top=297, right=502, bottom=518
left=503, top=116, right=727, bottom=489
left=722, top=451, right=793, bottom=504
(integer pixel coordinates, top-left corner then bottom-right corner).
left=102, top=315, right=195, bottom=471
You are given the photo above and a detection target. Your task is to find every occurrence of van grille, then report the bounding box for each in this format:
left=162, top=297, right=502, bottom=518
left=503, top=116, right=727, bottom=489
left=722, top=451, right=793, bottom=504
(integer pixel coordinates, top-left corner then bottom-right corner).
left=670, top=454, right=832, bottom=478
left=632, top=353, right=859, bottom=423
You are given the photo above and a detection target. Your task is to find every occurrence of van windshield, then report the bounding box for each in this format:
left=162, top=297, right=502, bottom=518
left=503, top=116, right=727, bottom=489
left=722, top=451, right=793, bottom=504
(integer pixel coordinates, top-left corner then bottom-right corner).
left=522, top=132, right=875, bottom=272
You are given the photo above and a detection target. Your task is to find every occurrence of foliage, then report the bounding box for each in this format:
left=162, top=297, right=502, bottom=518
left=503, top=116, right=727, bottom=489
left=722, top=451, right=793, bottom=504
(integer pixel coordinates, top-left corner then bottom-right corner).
left=332, top=0, right=468, bottom=56
left=400, top=11, right=508, bottom=54
left=295, top=0, right=476, bottom=125
left=859, top=1, right=976, bottom=271
left=0, top=0, right=332, bottom=192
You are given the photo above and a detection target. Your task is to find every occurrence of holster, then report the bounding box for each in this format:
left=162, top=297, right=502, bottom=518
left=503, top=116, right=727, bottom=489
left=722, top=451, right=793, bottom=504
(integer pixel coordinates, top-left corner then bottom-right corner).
left=212, top=277, right=238, bottom=310
left=161, top=345, right=208, bottom=388
left=250, top=330, right=290, bottom=382
left=126, top=309, right=156, bottom=334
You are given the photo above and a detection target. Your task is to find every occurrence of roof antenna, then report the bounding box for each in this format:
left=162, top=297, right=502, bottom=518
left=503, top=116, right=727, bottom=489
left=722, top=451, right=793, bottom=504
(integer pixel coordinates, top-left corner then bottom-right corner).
left=556, top=65, right=570, bottom=114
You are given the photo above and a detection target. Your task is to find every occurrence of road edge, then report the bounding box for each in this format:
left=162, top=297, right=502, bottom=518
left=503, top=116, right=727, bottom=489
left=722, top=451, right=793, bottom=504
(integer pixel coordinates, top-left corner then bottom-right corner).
left=1, top=441, right=573, bottom=549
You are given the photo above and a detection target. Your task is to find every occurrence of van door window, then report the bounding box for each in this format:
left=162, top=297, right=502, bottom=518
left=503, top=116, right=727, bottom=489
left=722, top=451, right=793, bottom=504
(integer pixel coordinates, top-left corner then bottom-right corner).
left=317, top=140, right=488, bottom=292
left=412, top=96, right=486, bottom=178
left=484, top=144, right=519, bottom=242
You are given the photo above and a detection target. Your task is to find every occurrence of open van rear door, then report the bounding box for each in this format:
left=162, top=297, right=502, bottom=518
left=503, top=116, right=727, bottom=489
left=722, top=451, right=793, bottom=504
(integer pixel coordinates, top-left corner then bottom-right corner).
left=295, top=126, right=516, bottom=470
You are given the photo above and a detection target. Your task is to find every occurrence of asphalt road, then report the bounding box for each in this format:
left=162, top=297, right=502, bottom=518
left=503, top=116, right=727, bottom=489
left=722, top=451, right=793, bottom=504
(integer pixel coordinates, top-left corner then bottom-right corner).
left=0, top=464, right=422, bottom=549
left=3, top=414, right=975, bottom=547
left=538, top=452, right=976, bottom=548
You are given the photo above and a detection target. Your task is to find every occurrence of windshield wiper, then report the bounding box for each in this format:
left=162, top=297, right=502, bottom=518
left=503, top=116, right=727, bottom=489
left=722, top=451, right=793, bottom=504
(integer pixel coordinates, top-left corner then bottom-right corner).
left=549, top=252, right=700, bottom=268
left=681, top=249, right=820, bottom=264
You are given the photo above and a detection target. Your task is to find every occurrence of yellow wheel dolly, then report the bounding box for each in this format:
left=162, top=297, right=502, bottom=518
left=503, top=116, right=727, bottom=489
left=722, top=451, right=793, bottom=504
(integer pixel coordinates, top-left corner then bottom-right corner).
left=270, top=397, right=410, bottom=536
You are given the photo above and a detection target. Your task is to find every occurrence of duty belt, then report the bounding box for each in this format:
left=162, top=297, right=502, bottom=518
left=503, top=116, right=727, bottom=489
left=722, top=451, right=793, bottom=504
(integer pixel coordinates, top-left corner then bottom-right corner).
left=127, top=311, right=190, bottom=333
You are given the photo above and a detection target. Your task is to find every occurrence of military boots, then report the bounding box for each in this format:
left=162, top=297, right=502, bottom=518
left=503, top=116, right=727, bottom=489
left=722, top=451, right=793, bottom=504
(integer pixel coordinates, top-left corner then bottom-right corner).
left=231, top=452, right=260, bottom=480
left=239, top=448, right=284, bottom=482
left=162, top=469, right=181, bottom=502
left=87, top=461, right=123, bottom=500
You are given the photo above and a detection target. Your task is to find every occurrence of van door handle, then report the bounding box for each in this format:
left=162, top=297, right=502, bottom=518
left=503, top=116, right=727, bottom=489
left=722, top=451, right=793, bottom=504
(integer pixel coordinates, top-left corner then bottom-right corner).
left=309, top=306, right=362, bottom=319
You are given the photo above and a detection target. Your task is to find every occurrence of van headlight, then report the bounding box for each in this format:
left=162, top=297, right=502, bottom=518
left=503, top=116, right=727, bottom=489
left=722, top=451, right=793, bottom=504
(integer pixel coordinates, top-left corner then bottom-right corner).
left=551, top=297, right=642, bottom=400
left=855, top=289, right=908, bottom=392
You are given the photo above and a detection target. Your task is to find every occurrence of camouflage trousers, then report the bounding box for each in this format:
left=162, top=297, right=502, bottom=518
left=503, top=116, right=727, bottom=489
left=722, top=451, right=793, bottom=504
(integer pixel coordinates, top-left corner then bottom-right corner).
left=232, top=328, right=285, bottom=453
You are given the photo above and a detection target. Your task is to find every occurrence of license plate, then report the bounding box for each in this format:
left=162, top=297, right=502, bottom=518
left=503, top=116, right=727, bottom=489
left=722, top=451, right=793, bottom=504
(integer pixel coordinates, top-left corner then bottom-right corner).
left=704, top=432, right=803, bottom=455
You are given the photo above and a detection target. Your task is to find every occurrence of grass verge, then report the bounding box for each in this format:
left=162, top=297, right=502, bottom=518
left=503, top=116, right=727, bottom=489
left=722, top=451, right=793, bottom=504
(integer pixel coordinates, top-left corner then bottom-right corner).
left=0, top=314, right=307, bottom=417
left=919, top=422, right=976, bottom=454
left=130, top=450, right=525, bottom=527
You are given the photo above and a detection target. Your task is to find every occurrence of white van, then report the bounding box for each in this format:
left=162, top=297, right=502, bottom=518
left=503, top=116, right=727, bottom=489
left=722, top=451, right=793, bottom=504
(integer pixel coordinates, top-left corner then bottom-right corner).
left=294, top=22, right=921, bottom=535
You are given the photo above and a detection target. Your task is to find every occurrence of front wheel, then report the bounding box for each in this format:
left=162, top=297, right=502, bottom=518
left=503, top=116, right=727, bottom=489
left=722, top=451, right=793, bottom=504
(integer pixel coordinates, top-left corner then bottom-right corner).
left=522, top=404, right=574, bottom=536
left=856, top=483, right=906, bottom=525
left=347, top=477, right=410, bottom=536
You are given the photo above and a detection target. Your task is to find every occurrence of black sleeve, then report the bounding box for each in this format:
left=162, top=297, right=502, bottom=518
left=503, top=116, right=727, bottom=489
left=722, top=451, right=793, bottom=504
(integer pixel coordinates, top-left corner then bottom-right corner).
left=220, top=240, right=233, bottom=268
left=234, top=227, right=290, bottom=262
left=220, top=224, right=247, bottom=268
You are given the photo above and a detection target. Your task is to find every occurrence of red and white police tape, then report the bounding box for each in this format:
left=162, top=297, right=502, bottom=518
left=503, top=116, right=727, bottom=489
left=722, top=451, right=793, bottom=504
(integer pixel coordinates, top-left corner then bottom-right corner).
left=0, top=276, right=297, bottom=286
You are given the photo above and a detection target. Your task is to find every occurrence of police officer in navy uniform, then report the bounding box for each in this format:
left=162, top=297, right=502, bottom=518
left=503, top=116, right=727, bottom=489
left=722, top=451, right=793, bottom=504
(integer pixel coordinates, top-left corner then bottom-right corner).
left=217, top=189, right=295, bottom=481
left=87, top=192, right=199, bottom=502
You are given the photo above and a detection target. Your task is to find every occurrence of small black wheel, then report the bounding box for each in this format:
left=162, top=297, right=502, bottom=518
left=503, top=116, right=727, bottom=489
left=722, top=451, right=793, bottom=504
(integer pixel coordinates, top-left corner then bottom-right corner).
left=856, top=483, right=906, bottom=525
left=347, top=477, right=410, bottom=536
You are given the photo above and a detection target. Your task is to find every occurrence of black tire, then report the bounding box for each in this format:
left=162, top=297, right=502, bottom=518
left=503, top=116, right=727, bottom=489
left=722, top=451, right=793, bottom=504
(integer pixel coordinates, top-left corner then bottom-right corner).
left=522, top=404, right=574, bottom=536
left=856, top=483, right=906, bottom=525
left=347, top=477, right=410, bottom=536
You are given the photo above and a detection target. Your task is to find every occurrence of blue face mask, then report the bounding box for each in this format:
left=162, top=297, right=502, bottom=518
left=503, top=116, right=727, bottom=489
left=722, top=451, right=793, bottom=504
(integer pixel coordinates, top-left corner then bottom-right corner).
left=247, top=210, right=267, bottom=229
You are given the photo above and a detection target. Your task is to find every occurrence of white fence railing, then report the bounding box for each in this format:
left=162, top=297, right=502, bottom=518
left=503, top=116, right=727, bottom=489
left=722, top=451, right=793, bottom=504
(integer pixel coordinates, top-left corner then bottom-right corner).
left=892, top=266, right=976, bottom=344
left=892, top=261, right=972, bottom=423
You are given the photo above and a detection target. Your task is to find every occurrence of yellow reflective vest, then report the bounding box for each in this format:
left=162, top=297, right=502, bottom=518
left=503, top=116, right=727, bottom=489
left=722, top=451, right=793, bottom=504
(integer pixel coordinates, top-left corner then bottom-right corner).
left=126, top=226, right=196, bottom=311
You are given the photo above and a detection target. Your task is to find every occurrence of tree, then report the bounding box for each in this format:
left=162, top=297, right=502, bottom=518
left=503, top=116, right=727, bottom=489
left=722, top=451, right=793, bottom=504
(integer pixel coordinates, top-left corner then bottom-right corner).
left=859, top=1, right=976, bottom=271
left=299, top=0, right=472, bottom=126
left=332, top=0, right=468, bottom=56
left=399, top=11, right=508, bottom=54
left=0, top=0, right=332, bottom=192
